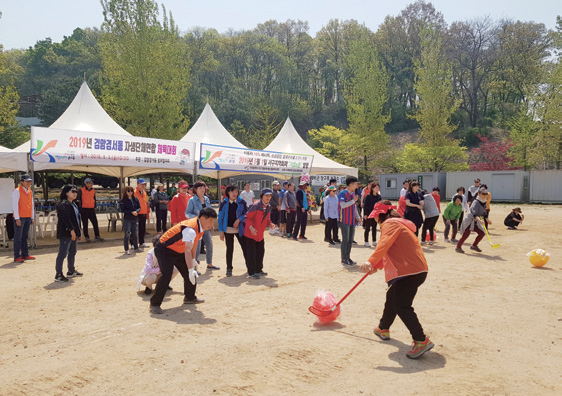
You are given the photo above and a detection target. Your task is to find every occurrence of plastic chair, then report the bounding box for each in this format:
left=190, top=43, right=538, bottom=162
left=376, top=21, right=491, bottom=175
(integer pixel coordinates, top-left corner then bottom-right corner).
left=106, top=207, right=123, bottom=232
left=35, top=212, right=45, bottom=238
left=0, top=214, right=6, bottom=246
left=44, top=211, right=58, bottom=237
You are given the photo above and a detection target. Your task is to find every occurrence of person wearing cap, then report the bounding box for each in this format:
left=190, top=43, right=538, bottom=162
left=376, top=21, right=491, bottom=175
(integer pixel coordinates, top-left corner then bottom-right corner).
left=467, top=178, right=481, bottom=205
left=218, top=184, right=248, bottom=277
left=54, top=185, right=83, bottom=282
left=186, top=181, right=218, bottom=270
left=292, top=180, right=309, bottom=241
left=149, top=207, right=217, bottom=314
left=338, top=176, right=362, bottom=265
left=134, top=179, right=150, bottom=248
left=153, top=183, right=170, bottom=233
left=504, top=207, right=524, bottom=230
left=11, top=174, right=35, bottom=263
left=220, top=185, right=227, bottom=200
left=283, top=182, right=297, bottom=238
left=269, top=181, right=281, bottom=235
left=323, top=185, right=340, bottom=244
left=244, top=188, right=276, bottom=279
left=76, top=178, right=103, bottom=242
left=240, top=182, right=255, bottom=207
left=360, top=200, right=433, bottom=359
left=168, top=180, right=191, bottom=226
left=456, top=187, right=492, bottom=253
left=278, top=181, right=289, bottom=237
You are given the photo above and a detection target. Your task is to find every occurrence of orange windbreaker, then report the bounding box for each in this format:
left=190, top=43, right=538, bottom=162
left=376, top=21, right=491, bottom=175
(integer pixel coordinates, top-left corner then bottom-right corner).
left=158, top=218, right=203, bottom=254
left=367, top=218, right=428, bottom=283
left=134, top=188, right=148, bottom=214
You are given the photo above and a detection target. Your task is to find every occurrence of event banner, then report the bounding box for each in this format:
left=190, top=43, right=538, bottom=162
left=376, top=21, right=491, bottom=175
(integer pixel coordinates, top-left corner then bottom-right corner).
left=199, top=143, right=314, bottom=174
left=310, top=175, right=346, bottom=187
left=30, top=127, right=195, bottom=169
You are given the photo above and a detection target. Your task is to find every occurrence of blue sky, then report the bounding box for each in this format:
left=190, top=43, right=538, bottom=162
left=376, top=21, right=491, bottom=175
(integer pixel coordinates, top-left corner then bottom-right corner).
left=0, top=0, right=559, bottom=50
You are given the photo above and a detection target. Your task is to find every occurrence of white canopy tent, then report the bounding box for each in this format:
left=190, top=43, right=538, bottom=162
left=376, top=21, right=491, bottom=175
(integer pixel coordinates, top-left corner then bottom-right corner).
left=0, top=145, right=28, bottom=174
left=264, top=118, right=358, bottom=178
left=10, top=81, right=194, bottom=178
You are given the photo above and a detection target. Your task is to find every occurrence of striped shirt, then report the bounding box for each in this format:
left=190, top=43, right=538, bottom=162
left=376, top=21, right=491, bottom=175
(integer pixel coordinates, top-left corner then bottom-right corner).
left=338, top=190, right=356, bottom=225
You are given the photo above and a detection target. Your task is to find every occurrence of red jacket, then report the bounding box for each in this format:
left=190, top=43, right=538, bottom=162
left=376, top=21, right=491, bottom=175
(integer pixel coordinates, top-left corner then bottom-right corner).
left=244, top=200, right=272, bottom=242
left=168, top=193, right=191, bottom=224
left=367, top=218, right=428, bottom=283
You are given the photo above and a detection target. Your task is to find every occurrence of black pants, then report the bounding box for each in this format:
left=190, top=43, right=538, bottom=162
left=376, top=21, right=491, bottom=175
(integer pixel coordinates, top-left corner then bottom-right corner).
left=150, top=245, right=196, bottom=307
left=80, top=207, right=100, bottom=238
left=363, top=218, right=378, bottom=242
left=225, top=233, right=246, bottom=270
left=270, top=208, right=279, bottom=225
left=483, top=209, right=490, bottom=229
left=293, top=209, right=307, bottom=238
left=442, top=216, right=458, bottom=239
left=319, top=203, right=325, bottom=221
left=244, top=238, right=264, bottom=276
left=379, top=272, right=427, bottom=342
left=156, top=209, right=168, bottom=232
left=421, top=215, right=439, bottom=242
left=138, top=214, right=147, bottom=244
left=504, top=219, right=519, bottom=228
left=286, top=210, right=296, bottom=235
left=325, top=218, right=339, bottom=242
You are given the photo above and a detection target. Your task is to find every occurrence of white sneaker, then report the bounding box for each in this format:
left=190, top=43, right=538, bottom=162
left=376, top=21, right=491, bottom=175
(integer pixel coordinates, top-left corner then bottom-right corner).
left=364, top=242, right=370, bottom=247
left=125, top=250, right=131, bottom=255
left=372, top=241, right=378, bottom=247
left=140, top=243, right=150, bottom=248
left=269, top=230, right=275, bottom=235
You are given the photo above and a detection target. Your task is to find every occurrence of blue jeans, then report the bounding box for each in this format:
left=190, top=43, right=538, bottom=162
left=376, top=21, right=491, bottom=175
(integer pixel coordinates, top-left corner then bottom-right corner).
left=339, top=223, right=355, bottom=261
left=196, top=229, right=213, bottom=264
left=13, top=217, right=32, bottom=259
left=123, top=217, right=139, bottom=251
left=56, top=236, right=77, bottom=275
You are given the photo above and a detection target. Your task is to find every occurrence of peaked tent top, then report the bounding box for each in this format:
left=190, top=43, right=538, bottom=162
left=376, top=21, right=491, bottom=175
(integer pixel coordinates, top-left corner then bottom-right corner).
left=49, top=81, right=131, bottom=136
left=180, top=103, right=246, bottom=160
left=264, top=118, right=358, bottom=177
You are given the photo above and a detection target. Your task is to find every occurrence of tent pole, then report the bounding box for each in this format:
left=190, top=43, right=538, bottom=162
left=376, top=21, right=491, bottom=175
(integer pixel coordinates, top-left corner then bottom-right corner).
left=120, top=167, right=124, bottom=198
left=28, top=154, right=37, bottom=249
left=217, top=171, right=221, bottom=201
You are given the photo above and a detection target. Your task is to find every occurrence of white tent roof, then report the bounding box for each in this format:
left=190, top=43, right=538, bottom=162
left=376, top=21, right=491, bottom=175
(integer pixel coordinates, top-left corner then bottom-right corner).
left=264, top=118, right=358, bottom=177
left=0, top=145, right=28, bottom=173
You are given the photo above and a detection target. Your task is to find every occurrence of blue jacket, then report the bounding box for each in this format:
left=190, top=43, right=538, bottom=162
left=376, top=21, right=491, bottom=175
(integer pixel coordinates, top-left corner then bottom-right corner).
left=218, top=196, right=247, bottom=234
left=185, top=195, right=211, bottom=219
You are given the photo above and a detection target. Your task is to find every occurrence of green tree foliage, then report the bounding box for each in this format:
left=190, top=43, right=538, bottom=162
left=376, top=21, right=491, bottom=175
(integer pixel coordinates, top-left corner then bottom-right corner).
left=100, top=0, right=190, bottom=139
left=0, top=28, right=20, bottom=132
left=307, top=125, right=349, bottom=165
left=508, top=110, right=539, bottom=170
left=344, top=32, right=390, bottom=178
left=248, top=104, right=282, bottom=149
left=397, top=143, right=469, bottom=172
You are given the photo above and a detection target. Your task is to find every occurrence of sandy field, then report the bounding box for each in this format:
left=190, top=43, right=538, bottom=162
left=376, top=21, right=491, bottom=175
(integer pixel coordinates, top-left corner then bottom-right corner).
left=0, top=203, right=561, bottom=395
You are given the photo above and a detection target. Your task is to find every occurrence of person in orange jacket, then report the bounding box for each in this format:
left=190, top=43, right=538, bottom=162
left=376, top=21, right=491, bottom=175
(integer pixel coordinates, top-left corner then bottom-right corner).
left=360, top=200, right=434, bottom=359
left=134, top=178, right=150, bottom=248
left=167, top=180, right=191, bottom=226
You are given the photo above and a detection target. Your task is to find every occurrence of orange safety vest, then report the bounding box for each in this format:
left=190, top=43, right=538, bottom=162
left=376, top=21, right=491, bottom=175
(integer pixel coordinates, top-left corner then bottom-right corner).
left=158, top=218, right=203, bottom=254
left=80, top=187, right=96, bottom=209
left=134, top=188, right=148, bottom=214
left=16, top=185, right=33, bottom=218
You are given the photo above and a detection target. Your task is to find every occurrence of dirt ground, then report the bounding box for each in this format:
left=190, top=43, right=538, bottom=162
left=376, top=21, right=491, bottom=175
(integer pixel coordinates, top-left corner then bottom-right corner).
left=1, top=203, right=561, bottom=395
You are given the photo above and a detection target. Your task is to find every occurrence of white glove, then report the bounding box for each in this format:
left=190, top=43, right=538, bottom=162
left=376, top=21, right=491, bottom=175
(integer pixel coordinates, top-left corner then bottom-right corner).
left=192, top=259, right=200, bottom=273
left=188, top=267, right=199, bottom=285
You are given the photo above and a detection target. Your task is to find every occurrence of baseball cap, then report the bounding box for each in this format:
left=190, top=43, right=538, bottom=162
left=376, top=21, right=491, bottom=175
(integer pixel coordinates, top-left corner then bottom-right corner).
left=20, top=174, right=32, bottom=182
left=283, top=181, right=289, bottom=186
left=137, top=178, right=146, bottom=184
left=261, top=188, right=273, bottom=196
left=299, top=180, right=308, bottom=186
left=84, top=178, right=93, bottom=183
left=178, top=181, right=188, bottom=188
left=272, top=180, right=280, bottom=186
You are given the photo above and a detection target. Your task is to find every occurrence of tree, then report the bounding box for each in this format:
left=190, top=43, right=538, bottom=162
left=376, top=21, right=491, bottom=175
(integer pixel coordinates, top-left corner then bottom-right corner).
left=0, top=20, right=20, bottom=132
left=248, top=104, right=282, bottom=149
left=99, top=0, right=190, bottom=139
left=344, top=32, right=390, bottom=178
left=396, top=143, right=469, bottom=172
left=470, top=134, right=518, bottom=170
left=307, top=125, right=349, bottom=165
left=507, top=109, right=539, bottom=170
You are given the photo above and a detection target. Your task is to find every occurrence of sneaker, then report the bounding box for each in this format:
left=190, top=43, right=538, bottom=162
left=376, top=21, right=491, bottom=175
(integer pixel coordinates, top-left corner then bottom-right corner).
left=144, top=286, right=152, bottom=295
left=66, top=271, right=83, bottom=278
left=428, top=241, right=435, bottom=245
left=149, top=304, right=164, bottom=314
left=333, top=239, right=341, bottom=244
left=125, top=250, right=131, bottom=255
left=269, top=229, right=275, bottom=235
left=200, top=249, right=207, bottom=254
left=329, top=240, right=335, bottom=245
left=55, top=273, right=69, bottom=282
left=347, top=258, right=357, bottom=265
left=352, top=240, right=357, bottom=245
left=406, top=337, right=434, bottom=359
left=444, top=238, right=450, bottom=243
left=140, top=243, right=150, bottom=248
left=508, top=226, right=516, bottom=230
left=183, top=297, right=205, bottom=304
left=257, top=271, right=268, bottom=276
left=372, top=241, right=378, bottom=247
left=226, top=270, right=232, bottom=277
left=374, top=327, right=390, bottom=340
left=324, top=238, right=331, bottom=243
left=292, top=237, right=298, bottom=241
left=451, top=238, right=459, bottom=243
left=22, top=256, right=36, bottom=260
left=421, top=241, right=428, bottom=245
left=341, top=259, right=349, bottom=265
left=470, top=245, right=482, bottom=252
left=85, top=237, right=91, bottom=243
left=455, top=247, right=465, bottom=254
left=364, top=242, right=370, bottom=247
left=95, top=236, right=105, bottom=242
left=206, top=265, right=220, bottom=270
left=14, top=257, right=25, bottom=263
left=298, top=236, right=307, bottom=240
left=135, top=248, right=144, bottom=253
left=286, top=233, right=292, bottom=238
left=247, top=274, right=260, bottom=279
